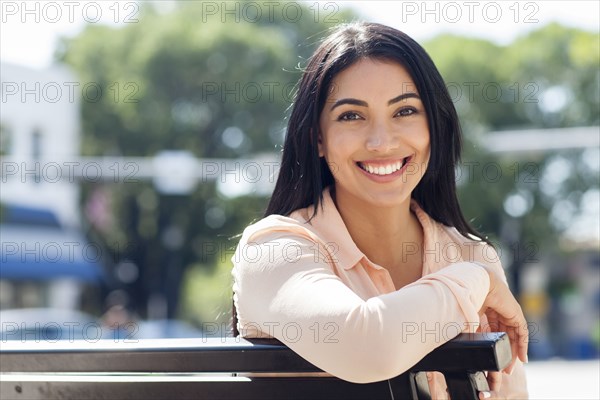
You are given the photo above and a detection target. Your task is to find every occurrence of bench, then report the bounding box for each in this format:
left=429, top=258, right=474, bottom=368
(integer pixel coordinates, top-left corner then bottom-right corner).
left=0, top=332, right=510, bottom=399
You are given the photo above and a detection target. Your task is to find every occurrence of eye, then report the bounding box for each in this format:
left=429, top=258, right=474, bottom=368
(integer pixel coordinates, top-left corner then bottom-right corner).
left=396, top=107, right=418, bottom=117
left=337, top=111, right=363, bottom=121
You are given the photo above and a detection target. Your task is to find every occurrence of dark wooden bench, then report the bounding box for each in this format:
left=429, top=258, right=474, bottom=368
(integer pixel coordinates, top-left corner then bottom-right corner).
left=0, top=332, right=510, bottom=399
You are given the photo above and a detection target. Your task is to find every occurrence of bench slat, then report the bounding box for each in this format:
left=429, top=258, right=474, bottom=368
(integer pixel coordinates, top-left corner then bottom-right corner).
left=0, top=332, right=510, bottom=374
left=0, top=376, right=421, bottom=400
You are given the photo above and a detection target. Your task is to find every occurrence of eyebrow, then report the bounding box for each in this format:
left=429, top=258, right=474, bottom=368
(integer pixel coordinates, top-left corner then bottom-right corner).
left=329, top=92, right=421, bottom=111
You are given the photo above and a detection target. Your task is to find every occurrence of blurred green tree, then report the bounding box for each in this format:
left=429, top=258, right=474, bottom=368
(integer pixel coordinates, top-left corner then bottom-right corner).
left=58, top=1, right=357, bottom=322
left=424, top=24, right=599, bottom=294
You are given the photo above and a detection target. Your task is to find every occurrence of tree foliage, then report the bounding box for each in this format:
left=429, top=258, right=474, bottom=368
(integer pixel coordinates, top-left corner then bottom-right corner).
left=58, top=2, right=357, bottom=320
left=424, top=24, right=599, bottom=294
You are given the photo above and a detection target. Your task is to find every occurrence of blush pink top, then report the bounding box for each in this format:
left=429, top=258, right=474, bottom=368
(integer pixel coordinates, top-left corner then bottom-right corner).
left=232, top=187, right=528, bottom=398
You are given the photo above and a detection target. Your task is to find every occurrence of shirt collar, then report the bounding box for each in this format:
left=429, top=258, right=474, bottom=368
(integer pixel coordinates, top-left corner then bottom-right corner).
left=409, top=199, right=439, bottom=275
left=302, top=187, right=365, bottom=270
left=409, top=199, right=437, bottom=246
left=302, top=187, right=440, bottom=272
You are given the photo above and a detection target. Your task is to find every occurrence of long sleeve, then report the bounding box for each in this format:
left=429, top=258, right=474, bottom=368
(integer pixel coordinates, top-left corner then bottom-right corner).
left=232, top=230, right=490, bottom=384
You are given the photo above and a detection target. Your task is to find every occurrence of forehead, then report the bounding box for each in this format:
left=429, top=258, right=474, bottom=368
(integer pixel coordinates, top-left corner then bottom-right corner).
left=327, top=58, right=418, bottom=100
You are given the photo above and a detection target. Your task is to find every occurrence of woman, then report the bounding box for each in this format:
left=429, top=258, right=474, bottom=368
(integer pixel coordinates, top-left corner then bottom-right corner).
left=231, top=22, right=528, bottom=399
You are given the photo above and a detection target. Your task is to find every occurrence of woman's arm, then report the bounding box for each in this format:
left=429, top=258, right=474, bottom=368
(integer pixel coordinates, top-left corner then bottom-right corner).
left=233, top=231, right=492, bottom=383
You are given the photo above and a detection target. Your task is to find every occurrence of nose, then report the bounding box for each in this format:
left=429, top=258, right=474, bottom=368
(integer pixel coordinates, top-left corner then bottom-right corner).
left=365, top=121, right=399, bottom=153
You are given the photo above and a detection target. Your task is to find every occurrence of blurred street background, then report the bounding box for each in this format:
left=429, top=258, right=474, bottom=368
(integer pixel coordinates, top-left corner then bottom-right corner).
left=1, top=1, right=598, bottom=397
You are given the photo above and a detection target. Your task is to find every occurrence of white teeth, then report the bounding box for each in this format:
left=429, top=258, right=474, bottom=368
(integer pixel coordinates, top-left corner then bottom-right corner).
left=360, top=159, right=406, bottom=176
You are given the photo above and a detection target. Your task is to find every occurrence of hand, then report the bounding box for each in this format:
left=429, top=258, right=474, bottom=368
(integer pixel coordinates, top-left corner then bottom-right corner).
left=478, top=264, right=529, bottom=375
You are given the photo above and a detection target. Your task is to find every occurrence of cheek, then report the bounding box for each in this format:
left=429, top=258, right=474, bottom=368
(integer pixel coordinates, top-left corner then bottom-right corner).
left=321, top=130, right=349, bottom=158
left=423, top=147, right=431, bottom=170
left=422, top=140, right=431, bottom=167
left=422, top=134, right=432, bottom=176
left=422, top=135, right=431, bottom=157
left=417, top=120, right=431, bottom=152
left=321, top=133, right=357, bottom=176
left=411, top=121, right=430, bottom=169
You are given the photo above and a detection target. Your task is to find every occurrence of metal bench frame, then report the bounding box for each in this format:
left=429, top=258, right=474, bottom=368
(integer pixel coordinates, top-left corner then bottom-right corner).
left=0, top=332, right=510, bottom=399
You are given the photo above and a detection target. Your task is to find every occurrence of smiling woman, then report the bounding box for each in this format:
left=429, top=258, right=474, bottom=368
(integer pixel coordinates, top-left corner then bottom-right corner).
left=231, top=22, right=529, bottom=399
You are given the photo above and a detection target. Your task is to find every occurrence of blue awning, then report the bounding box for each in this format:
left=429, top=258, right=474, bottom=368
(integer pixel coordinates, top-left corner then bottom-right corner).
left=0, top=224, right=105, bottom=283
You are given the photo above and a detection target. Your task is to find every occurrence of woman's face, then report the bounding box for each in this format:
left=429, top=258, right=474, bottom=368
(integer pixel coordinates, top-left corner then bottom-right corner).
left=318, top=57, right=430, bottom=209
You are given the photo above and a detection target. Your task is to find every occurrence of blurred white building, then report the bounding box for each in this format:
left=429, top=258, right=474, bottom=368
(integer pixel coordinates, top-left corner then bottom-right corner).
left=1, top=62, right=81, bottom=227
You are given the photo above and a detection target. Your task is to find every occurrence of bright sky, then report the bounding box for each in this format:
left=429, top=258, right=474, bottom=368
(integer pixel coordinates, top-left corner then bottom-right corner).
left=347, top=1, right=599, bottom=44
left=1, top=1, right=598, bottom=69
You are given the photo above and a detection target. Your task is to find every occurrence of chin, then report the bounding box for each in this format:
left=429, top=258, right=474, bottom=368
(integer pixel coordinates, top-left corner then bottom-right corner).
left=361, top=190, right=413, bottom=209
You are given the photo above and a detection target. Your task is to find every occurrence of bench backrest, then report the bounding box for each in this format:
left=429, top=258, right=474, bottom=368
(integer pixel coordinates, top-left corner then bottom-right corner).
left=0, top=332, right=510, bottom=399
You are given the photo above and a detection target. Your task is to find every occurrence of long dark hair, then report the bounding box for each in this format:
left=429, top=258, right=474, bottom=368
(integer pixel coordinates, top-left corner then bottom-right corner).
left=266, top=22, right=487, bottom=242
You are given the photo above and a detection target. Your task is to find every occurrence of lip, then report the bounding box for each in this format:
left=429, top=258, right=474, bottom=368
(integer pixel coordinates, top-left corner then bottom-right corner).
left=356, top=155, right=413, bottom=182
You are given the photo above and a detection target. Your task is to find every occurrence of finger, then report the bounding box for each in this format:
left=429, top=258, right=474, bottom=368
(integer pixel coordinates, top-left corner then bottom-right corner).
left=486, top=303, right=522, bottom=335
left=481, top=284, right=529, bottom=363
left=510, top=329, right=523, bottom=368
left=486, top=310, right=500, bottom=331
left=487, top=371, right=502, bottom=391
left=484, top=315, right=518, bottom=373
left=503, top=354, right=517, bottom=375
left=492, top=322, right=517, bottom=374
left=503, top=312, right=529, bottom=364
left=497, top=308, right=529, bottom=363
left=508, top=326, right=522, bottom=373
left=517, top=320, right=529, bottom=363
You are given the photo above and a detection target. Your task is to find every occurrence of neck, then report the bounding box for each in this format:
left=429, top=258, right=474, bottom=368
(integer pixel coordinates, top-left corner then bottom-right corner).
left=331, top=187, right=423, bottom=270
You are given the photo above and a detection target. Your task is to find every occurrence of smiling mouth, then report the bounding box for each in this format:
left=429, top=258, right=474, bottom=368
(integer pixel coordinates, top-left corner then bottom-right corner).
left=357, top=157, right=411, bottom=176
